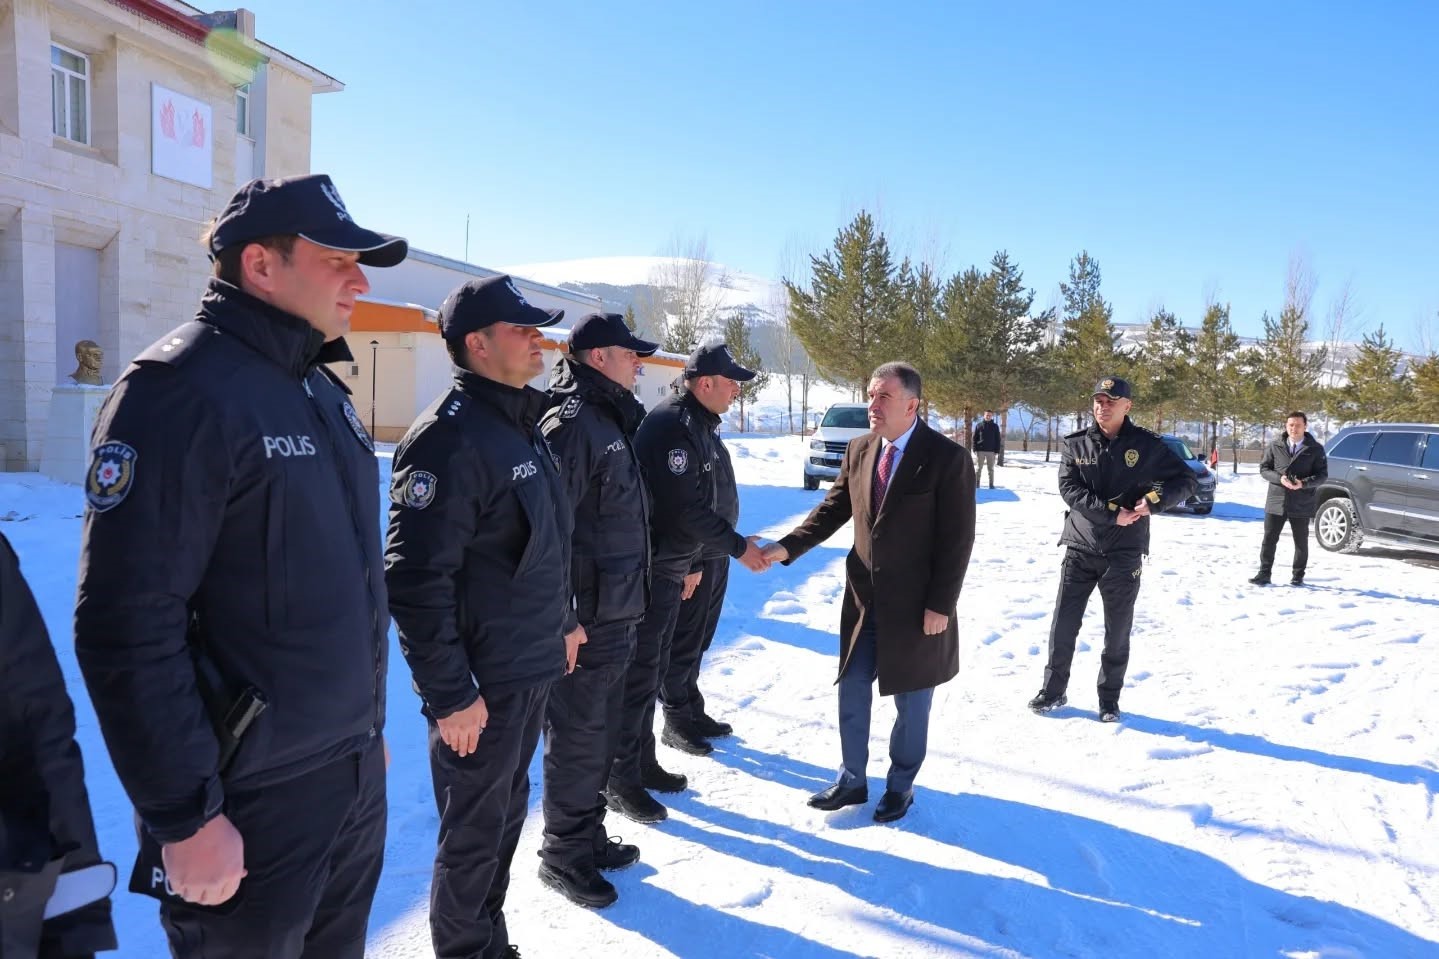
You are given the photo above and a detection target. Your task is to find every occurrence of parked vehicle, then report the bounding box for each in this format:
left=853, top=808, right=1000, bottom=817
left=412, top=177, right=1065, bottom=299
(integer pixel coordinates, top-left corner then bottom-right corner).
left=1160, top=434, right=1216, bottom=514
left=802, top=403, right=869, bottom=490
left=1314, top=423, right=1439, bottom=554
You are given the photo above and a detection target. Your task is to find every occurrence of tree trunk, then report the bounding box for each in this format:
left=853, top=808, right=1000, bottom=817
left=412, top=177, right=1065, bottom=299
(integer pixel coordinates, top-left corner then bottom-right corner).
left=998, top=409, right=1008, bottom=466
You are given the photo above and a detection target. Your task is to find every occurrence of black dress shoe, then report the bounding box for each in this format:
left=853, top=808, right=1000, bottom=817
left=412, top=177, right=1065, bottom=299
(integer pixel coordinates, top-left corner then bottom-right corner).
left=873, top=789, right=914, bottom=823
left=641, top=761, right=688, bottom=793
left=593, top=833, right=640, bottom=871
left=537, top=862, right=618, bottom=908
left=1290, top=573, right=1304, bottom=586
left=693, top=712, right=734, bottom=738
left=661, top=722, right=714, bottom=756
left=807, top=782, right=868, bottom=811
left=604, top=782, right=667, bottom=823
left=1248, top=572, right=1271, bottom=585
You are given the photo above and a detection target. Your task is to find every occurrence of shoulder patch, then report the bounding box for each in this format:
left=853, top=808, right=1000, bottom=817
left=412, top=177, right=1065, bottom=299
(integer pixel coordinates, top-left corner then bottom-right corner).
left=559, top=395, right=584, bottom=420
left=667, top=448, right=689, bottom=474
left=341, top=400, right=375, bottom=452
left=399, top=470, right=438, bottom=509
left=86, top=441, right=137, bottom=512
left=439, top=390, right=467, bottom=420
left=134, top=322, right=217, bottom=367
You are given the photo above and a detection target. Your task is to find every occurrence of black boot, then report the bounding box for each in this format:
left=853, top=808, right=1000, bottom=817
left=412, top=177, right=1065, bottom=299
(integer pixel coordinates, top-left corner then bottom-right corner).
left=1290, top=571, right=1304, bottom=586
left=692, top=712, right=733, bottom=738
left=1248, top=571, right=1271, bottom=585
left=661, top=720, right=714, bottom=756
left=594, top=832, right=640, bottom=871
left=604, top=781, right=667, bottom=824
left=641, top=760, right=687, bottom=793
left=1027, top=690, right=1067, bottom=714
left=538, top=861, right=618, bottom=908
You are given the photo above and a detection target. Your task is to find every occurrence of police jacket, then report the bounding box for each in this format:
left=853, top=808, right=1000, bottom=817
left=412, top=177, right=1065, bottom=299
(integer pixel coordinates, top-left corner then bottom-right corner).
left=634, top=391, right=746, bottom=581
left=541, top=358, right=651, bottom=642
left=74, top=280, right=388, bottom=846
left=1259, top=433, right=1328, bottom=518
left=974, top=419, right=1002, bottom=453
left=385, top=369, right=576, bottom=720
left=2, top=533, right=116, bottom=959
left=1056, top=416, right=1198, bottom=558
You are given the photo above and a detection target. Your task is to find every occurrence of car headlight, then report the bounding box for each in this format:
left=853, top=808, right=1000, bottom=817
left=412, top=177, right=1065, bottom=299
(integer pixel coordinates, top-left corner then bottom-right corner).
left=810, top=439, right=825, bottom=451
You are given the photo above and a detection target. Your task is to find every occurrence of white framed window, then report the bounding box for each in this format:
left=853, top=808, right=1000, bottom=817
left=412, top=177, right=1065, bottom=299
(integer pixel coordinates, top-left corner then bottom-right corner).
left=50, top=44, right=89, bottom=144
left=236, top=82, right=251, bottom=136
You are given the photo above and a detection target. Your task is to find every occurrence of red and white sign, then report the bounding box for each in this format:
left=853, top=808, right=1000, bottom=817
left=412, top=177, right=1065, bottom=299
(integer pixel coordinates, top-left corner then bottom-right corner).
left=151, top=84, right=212, bottom=188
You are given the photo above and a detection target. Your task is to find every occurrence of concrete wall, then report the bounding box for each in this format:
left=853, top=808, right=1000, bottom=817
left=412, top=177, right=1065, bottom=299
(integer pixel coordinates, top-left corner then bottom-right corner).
left=0, top=0, right=328, bottom=469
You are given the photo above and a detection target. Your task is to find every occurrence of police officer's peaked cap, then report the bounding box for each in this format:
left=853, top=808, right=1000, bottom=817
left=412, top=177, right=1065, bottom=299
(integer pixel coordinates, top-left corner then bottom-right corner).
left=685, top=340, right=756, bottom=382
left=1093, top=376, right=1132, bottom=400
left=208, top=174, right=408, bottom=267
left=569, top=312, right=659, bottom=357
left=437, top=275, right=564, bottom=341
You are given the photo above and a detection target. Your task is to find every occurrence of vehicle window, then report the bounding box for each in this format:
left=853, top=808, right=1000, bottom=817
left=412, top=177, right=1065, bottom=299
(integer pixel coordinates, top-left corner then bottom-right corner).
left=1423, top=435, right=1439, bottom=470
left=1163, top=438, right=1194, bottom=460
left=1369, top=431, right=1420, bottom=466
left=1327, top=431, right=1376, bottom=461
left=821, top=407, right=869, bottom=429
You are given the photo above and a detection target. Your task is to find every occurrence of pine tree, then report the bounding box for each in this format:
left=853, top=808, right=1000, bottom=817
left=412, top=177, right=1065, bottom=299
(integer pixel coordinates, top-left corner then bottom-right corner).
left=1190, top=303, right=1242, bottom=454
left=723, top=310, right=770, bottom=432
left=1129, top=308, right=1194, bottom=433
left=785, top=211, right=901, bottom=392
left=1336, top=326, right=1413, bottom=422
left=1256, top=303, right=1327, bottom=420
left=925, top=265, right=989, bottom=435
left=1057, top=252, right=1119, bottom=423
left=1407, top=353, right=1439, bottom=421
left=622, top=305, right=638, bottom=332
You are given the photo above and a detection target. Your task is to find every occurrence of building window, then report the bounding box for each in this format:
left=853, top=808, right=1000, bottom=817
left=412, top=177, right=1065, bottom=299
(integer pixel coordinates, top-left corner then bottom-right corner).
left=51, top=44, right=89, bottom=144
left=236, top=82, right=250, bottom=136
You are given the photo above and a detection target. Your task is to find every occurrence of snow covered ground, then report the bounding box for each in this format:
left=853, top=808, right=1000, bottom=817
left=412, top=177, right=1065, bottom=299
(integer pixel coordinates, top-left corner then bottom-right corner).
left=3, top=432, right=1436, bottom=958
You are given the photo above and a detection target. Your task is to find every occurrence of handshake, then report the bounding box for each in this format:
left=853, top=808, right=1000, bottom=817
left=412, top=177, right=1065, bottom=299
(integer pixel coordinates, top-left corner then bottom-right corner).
left=738, top=535, right=791, bottom=573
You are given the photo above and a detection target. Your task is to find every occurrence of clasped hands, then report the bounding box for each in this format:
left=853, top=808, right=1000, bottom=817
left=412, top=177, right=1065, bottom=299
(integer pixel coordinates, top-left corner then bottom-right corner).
left=1115, top=497, right=1153, bottom=527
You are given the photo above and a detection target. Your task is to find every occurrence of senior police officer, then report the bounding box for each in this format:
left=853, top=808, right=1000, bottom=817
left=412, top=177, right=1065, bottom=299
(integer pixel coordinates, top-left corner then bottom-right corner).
left=534, top=312, right=659, bottom=909
left=74, top=174, right=404, bottom=957
left=605, top=340, right=771, bottom=824
left=385, top=275, right=585, bottom=959
left=1027, top=376, right=1196, bottom=723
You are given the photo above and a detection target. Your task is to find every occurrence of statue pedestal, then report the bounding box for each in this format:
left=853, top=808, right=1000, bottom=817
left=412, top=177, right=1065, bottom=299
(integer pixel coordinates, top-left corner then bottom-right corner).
left=41, top=384, right=111, bottom=485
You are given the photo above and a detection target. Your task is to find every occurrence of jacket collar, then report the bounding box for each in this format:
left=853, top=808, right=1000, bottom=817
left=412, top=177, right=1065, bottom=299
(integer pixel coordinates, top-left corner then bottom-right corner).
left=680, top=389, right=721, bottom=431
left=547, top=356, right=648, bottom=434
left=453, top=366, right=549, bottom=432
left=1089, top=416, right=1135, bottom=445
left=195, top=279, right=352, bottom=377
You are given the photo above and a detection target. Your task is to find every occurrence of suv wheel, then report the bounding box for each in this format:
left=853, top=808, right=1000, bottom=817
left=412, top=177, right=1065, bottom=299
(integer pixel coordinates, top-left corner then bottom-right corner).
left=803, top=473, right=820, bottom=491
left=1315, top=498, right=1363, bottom=554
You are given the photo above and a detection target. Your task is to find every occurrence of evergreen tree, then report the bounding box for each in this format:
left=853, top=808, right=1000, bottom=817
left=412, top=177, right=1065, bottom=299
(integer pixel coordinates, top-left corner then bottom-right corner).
left=1129, top=308, right=1194, bottom=433
left=925, top=265, right=990, bottom=434
left=1057, top=252, right=1119, bottom=422
left=723, top=310, right=770, bottom=431
left=1190, top=302, right=1242, bottom=454
left=1256, top=303, right=1327, bottom=420
left=1336, top=326, right=1413, bottom=423
left=622, top=304, right=638, bottom=332
left=785, top=211, right=901, bottom=392
left=1407, top=353, right=1439, bottom=421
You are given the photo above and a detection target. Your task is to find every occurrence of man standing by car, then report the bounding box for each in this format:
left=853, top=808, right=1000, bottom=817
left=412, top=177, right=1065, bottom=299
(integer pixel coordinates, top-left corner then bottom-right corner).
left=1250, top=411, right=1328, bottom=586
left=1028, top=377, right=1197, bottom=723
left=535, top=312, right=659, bottom=909
left=973, top=410, right=1002, bottom=489
left=385, top=275, right=585, bottom=959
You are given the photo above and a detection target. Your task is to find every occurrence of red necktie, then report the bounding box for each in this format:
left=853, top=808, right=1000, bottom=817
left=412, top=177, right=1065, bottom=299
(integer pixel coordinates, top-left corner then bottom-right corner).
left=872, top=443, right=897, bottom=515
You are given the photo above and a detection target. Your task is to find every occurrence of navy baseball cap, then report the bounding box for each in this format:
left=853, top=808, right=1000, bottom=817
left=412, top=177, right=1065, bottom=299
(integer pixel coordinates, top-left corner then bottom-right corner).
left=685, top=340, right=756, bottom=382
left=569, top=312, right=659, bottom=356
left=1093, top=376, right=1132, bottom=400
left=437, top=275, right=564, bottom=342
left=207, top=174, right=407, bottom=267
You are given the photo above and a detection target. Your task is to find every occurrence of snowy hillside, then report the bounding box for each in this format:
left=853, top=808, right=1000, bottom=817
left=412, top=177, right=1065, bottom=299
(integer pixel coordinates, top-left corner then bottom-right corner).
left=3, top=422, right=1436, bottom=957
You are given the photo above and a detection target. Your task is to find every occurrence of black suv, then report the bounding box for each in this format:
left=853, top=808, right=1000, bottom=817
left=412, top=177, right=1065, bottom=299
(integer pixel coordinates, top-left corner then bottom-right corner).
left=1313, top=423, right=1439, bottom=554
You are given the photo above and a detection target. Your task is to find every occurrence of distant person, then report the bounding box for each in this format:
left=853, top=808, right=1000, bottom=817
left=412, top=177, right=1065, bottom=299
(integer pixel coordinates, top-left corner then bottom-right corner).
left=535, top=313, right=660, bottom=909
left=763, top=362, right=976, bottom=823
left=2, top=531, right=117, bottom=959
left=973, top=409, right=1002, bottom=488
left=1028, top=377, right=1197, bottom=723
left=75, top=174, right=402, bottom=958
left=385, top=275, right=585, bottom=959
left=1250, top=411, right=1328, bottom=586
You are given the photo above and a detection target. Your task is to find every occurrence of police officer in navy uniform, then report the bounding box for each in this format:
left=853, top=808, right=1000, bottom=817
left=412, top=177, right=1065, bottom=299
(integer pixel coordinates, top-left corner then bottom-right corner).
left=534, top=312, right=659, bottom=909
left=605, top=341, right=771, bottom=824
left=384, top=275, right=585, bottom=959
left=1028, top=377, right=1196, bottom=722
left=74, top=174, right=403, bottom=958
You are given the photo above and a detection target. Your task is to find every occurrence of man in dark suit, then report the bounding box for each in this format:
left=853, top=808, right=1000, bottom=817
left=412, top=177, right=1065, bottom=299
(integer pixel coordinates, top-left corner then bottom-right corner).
left=1250, top=410, right=1328, bottom=586
left=763, top=362, right=976, bottom=823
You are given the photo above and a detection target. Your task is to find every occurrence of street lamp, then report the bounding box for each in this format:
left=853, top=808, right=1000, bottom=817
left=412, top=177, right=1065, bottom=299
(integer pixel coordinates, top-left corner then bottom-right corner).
left=369, top=340, right=379, bottom=438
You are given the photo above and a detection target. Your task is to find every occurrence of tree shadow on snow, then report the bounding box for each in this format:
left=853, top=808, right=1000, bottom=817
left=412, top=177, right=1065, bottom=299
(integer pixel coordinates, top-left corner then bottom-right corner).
left=661, top=750, right=1437, bottom=959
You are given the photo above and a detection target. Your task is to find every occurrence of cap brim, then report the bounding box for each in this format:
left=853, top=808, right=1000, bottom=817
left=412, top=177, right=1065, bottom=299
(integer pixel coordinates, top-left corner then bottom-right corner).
left=507, top=307, right=564, bottom=329
left=624, top=333, right=660, bottom=357
left=1093, top=390, right=1127, bottom=400
left=299, top=226, right=409, bottom=268
left=723, top=362, right=757, bottom=382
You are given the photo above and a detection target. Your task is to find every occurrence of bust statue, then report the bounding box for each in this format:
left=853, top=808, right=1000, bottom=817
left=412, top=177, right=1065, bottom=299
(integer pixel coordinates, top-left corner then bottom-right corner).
left=69, top=340, right=104, bottom=386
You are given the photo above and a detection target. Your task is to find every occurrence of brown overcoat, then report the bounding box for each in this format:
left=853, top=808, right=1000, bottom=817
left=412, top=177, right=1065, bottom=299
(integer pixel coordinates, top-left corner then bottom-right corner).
left=779, top=419, right=976, bottom=695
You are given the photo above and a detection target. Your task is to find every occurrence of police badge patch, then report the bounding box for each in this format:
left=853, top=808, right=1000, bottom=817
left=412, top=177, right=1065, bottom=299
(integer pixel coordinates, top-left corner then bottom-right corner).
left=342, top=401, right=375, bottom=452
left=668, top=449, right=688, bottom=474
left=401, top=470, right=437, bottom=509
left=559, top=396, right=583, bottom=420
left=1124, top=449, right=1140, bottom=468
left=86, top=442, right=137, bottom=512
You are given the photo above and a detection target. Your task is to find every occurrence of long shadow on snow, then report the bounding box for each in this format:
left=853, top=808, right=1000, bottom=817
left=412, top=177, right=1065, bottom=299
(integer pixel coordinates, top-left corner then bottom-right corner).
left=666, top=750, right=1437, bottom=959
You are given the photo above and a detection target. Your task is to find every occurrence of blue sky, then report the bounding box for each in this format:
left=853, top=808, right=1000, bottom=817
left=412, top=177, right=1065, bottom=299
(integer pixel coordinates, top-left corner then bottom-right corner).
left=238, top=1, right=1438, bottom=349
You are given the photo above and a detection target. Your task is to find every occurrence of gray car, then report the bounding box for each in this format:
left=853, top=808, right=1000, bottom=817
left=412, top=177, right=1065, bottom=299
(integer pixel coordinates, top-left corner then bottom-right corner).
left=1160, top=434, right=1216, bottom=514
left=1314, top=423, right=1439, bottom=554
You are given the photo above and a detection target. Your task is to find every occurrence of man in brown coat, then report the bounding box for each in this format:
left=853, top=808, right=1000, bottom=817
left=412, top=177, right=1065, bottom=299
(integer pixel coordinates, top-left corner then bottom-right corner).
left=763, top=362, right=976, bottom=822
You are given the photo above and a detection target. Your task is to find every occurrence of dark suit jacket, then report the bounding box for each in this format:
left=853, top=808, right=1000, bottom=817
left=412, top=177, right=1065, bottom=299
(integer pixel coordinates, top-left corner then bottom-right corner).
left=779, top=419, right=977, bottom=695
